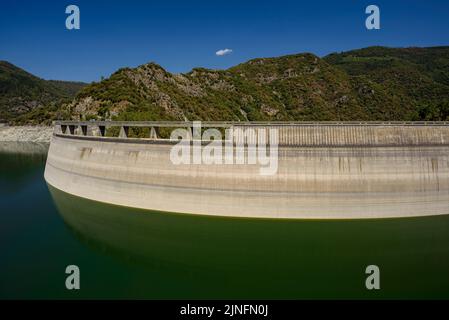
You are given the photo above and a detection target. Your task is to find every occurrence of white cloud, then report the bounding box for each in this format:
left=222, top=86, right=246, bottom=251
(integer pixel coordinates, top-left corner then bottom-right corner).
left=216, top=48, right=233, bottom=56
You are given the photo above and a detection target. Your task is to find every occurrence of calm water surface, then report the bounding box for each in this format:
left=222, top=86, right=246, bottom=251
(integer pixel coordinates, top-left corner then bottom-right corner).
left=1, top=143, right=449, bottom=299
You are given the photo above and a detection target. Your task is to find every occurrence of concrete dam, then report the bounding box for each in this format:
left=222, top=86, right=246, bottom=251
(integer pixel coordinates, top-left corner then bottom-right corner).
left=44, top=121, right=449, bottom=219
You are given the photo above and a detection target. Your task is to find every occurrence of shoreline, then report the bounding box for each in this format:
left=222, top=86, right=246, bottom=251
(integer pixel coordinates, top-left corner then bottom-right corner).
left=0, top=125, right=53, bottom=143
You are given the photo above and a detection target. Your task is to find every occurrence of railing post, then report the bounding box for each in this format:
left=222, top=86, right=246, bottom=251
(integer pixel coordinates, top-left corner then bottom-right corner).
left=119, top=126, right=129, bottom=138
left=149, top=127, right=158, bottom=139
left=55, top=124, right=63, bottom=134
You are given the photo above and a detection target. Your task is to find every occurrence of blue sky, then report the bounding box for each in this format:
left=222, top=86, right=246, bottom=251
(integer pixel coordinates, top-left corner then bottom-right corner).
left=1, top=0, right=448, bottom=82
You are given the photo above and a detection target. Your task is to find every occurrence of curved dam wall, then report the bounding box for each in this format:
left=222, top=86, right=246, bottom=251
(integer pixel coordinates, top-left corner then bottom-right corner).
left=44, top=123, right=449, bottom=219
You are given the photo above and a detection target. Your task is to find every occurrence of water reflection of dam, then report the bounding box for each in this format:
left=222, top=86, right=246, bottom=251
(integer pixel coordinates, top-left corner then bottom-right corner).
left=48, top=185, right=449, bottom=299
left=45, top=121, right=449, bottom=219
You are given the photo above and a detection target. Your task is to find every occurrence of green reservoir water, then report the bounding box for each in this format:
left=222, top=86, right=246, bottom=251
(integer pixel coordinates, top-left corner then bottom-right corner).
left=1, top=144, right=449, bottom=299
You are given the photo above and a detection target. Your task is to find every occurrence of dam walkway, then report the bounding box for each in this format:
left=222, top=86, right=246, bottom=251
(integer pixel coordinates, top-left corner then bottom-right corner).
left=53, top=120, right=449, bottom=147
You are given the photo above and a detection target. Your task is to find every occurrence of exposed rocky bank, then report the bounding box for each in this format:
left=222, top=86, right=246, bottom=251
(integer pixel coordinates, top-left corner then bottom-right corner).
left=0, top=125, right=53, bottom=143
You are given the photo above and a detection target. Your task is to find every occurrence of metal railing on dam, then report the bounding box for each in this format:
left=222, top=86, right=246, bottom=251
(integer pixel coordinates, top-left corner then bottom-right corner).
left=53, top=120, right=449, bottom=147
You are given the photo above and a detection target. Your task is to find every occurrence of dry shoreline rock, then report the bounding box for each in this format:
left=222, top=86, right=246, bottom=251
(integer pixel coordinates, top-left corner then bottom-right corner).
left=0, top=125, right=53, bottom=143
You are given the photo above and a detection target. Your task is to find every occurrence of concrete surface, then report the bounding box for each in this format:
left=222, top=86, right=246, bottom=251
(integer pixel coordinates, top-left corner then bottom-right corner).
left=44, top=124, right=449, bottom=219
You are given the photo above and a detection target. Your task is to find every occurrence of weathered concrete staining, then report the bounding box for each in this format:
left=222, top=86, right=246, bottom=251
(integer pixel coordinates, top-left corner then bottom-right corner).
left=44, top=123, right=449, bottom=219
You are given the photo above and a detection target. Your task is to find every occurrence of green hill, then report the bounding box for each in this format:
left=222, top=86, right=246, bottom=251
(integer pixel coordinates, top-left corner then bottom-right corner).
left=324, top=46, right=449, bottom=120
left=0, top=61, right=86, bottom=124
left=2, top=46, right=449, bottom=124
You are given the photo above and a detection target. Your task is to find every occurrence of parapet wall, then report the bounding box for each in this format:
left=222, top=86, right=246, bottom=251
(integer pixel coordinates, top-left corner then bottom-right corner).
left=44, top=122, right=449, bottom=219
left=54, top=121, right=449, bottom=147
left=233, top=124, right=449, bottom=146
